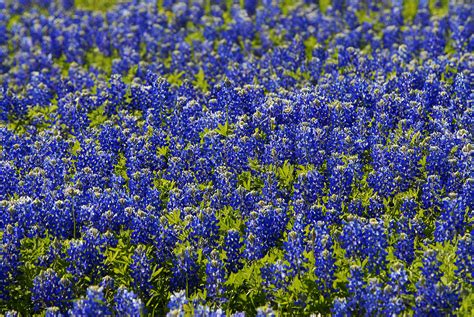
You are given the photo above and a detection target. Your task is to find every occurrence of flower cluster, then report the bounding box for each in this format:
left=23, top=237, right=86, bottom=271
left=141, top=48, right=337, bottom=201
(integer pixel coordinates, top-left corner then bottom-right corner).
left=0, top=0, right=472, bottom=315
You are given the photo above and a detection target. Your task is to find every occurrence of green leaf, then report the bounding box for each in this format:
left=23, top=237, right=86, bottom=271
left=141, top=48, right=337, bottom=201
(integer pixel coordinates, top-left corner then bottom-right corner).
left=193, top=68, right=209, bottom=92
left=304, top=36, right=317, bottom=59
left=216, top=121, right=232, bottom=137
left=88, top=105, right=108, bottom=128
left=166, top=71, right=185, bottom=86
left=151, top=266, right=164, bottom=279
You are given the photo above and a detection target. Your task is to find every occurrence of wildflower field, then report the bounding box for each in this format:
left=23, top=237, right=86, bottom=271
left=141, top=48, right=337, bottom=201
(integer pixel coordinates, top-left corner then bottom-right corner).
left=0, top=0, right=472, bottom=316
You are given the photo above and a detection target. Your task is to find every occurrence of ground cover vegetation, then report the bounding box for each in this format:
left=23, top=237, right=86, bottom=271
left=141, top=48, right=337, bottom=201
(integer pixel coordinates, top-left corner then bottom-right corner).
left=0, top=0, right=472, bottom=316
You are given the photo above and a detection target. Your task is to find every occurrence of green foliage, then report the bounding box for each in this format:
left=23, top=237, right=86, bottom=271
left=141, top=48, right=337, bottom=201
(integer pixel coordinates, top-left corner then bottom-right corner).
left=166, top=71, right=186, bottom=87
left=7, top=15, right=20, bottom=31
left=277, top=160, right=296, bottom=188
left=5, top=104, right=58, bottom=134
left=124, top=66, right=139, bottom=86
left=280, top=0, right=298, bottom=15
left=70, top=139, right=81, bottom=156
left=225, top=250, right=280, bottom=314
left=238, top=171, right=263, bottom=192
left=87, top=105, right=108, bottom=128
left=154, top=178, right=177, bottom=208
left=268, top=28, right=286, bottom=47
left=283, top=69, right=311, bottom=82
left=217, top=206, right=244, bottom=233
left=456, top=292, right=474, bottom=317
left=193, top=68, right=209, bottom=92
left=114, top=152, right=129, bottom=183
left=430, top=0, right=450, bottom=16
left=0, top=1, right=467, bottom=316
left=185, top=27, right=206, bottom=46
left=85, top=49, right=114, bottom=75
left=403, top=0, right=419, bottom=22
left=319, top=0, right=331, bottom=13
left=75, top=0, right=117, bottom=11
left=105, top=232, right=134, bottom=287
left=304, top=36, right=317, bottom=60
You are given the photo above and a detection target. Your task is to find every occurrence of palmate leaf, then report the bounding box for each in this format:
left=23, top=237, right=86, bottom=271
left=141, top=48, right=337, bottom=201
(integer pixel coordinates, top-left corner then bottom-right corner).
left=277, top=160, right=295, bottom=187
left=193, top=68, right=209, bottom=92
left=216, top=121, right=232, bottom=137
left=87, top=105, right=108, bottom=128
left=166, top=71, right=186, bottom=87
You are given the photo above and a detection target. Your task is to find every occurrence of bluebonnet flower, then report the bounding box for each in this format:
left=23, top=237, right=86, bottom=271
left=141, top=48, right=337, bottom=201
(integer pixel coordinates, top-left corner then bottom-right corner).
left=260, top=260, right=290, bottom=296
left=328, top=158, right=357, bottom=200
left=31, top=269, right=73, bottom=312
left=244, top=202, right=287, bottom=261
left=130, top=209, right=160, bottom=245
left=341, top=217, right=387, bottom=274
left=455, top=232, right=473, bottom=286
left=69, top=286, right=111, bottom=316
left=256, top=305, right=277, bottom=317
left=99, top=275, right=115, bottom=292
left=0, top=0, right=472, bottom=314
left=224, top=229, right=243, bottom=273
left=368, top=166, right=396, bottom=198
left=311, top=222, right=336, bottom=292
left=187, top=208, right=220, bottom=254
left=331, top=297, right=349, bottom=317
left=66, top=227, right=107, bottom=281
left=61, top=0, right=75, bottom=10
left=170, top=248, right=200, bottom=294
left=45, top=307, right=64, bottom=317
left=205, top=250, right=226, bottom=302
left=400, top=198, right=418, bottom=220
left=4, top=311, right=19, bottom=317
left=414, top=250, right=460, bottom=316
left=244, top=0, right=258, bottom=16
left=105, top=75, right=127, bottom=115
left=434, top=197, right=467, bottom=242
left=283, top=230, right=306, bottom=277
left=340, top=217, right=365, bottom=260
left=293, top=171, right=323, bottom=210
left=98, top=123, right=124, bottom=155
left=361, top=278, right=385, bottom=316
left=393, top=219, right=416, bottom=265
left=0, top=161, right=18, bottom=200
left=166, top=290, right=188, bottom=316
left=0, top=224, right=22, bottom=300
left=114, top=286, right=143, bottom=317
left=197, top=306, right=226, bottom=316
left=130, top=245, right=153, bottom=297
left=37, top=239, right=64, bottom=268
left=364, top=218, right=388, bottom=274
left=383, top=263, right=411, bottom=315
left=154, top=219, right=178, bottom=266
left=332, top=265, right=366, bottom=316
left=421, top=174, right=443, bottom=210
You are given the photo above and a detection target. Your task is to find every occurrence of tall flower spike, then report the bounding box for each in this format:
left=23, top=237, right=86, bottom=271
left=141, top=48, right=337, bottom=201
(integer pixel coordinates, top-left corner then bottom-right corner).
left=414, top=250, right=460, bottom=316
left=114, top=286, right=144, bottom=317
left=224, top=229, right=243, bottom=273
left=283, top=230, right=306, bottom=277
left=170, top=248, right=200, bottom=294
left=312, top=222, right=336, bottom=293
left=130, top=245, right=153, bottom=297
left=31, top=269, right=73, bottom=312
left=205, top=250, right=226, bottom=302
left=455, top=232, right=473, bottom=286
left=69, top=286, right=111, bottom=316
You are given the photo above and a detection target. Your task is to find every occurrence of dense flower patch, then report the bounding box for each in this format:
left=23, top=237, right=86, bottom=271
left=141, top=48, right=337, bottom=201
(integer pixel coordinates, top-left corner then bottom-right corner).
left=0, top=0, right=472, bottom=315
